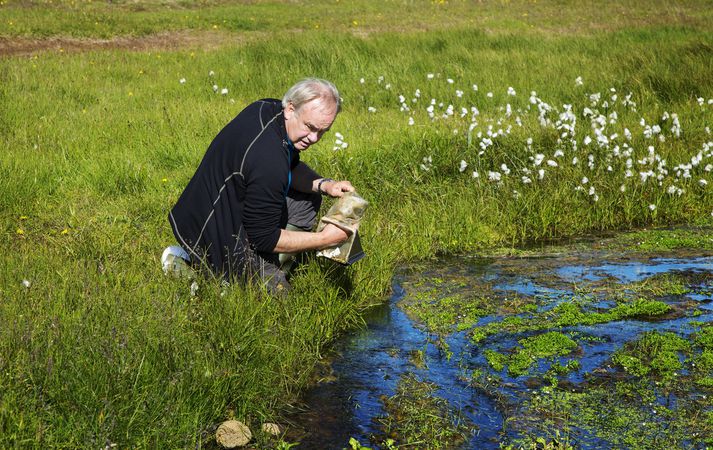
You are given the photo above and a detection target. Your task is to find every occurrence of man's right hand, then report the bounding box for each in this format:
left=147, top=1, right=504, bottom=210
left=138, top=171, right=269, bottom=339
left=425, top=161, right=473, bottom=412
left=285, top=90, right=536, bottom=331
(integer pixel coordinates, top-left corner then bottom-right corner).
left=319, top=223, right=350, bottom=248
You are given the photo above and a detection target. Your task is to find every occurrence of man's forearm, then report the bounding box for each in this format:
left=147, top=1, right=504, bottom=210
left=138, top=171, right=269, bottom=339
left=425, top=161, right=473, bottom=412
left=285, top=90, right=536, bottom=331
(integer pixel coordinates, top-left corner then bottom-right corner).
left=273, top=226, right=347, bottom=253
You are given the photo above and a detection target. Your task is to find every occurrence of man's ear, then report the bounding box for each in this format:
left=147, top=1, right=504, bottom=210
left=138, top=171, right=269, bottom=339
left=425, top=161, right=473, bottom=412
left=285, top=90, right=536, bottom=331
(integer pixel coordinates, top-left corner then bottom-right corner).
left=284, top=102, right=296, bottom=120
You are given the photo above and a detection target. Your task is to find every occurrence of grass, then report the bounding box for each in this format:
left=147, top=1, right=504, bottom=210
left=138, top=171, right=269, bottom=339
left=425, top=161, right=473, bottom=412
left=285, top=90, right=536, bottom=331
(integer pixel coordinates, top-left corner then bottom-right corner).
left=1, top=0, right=713, bottom=447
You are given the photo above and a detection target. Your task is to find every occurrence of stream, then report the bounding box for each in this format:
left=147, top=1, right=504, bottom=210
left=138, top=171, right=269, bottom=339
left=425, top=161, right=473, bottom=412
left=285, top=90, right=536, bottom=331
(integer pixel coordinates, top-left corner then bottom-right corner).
left=289, top=247, right=713, bottom=449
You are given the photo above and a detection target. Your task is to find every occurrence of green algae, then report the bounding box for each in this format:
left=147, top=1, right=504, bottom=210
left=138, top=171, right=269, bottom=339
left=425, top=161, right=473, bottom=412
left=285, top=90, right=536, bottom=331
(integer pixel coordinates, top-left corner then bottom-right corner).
left=398, top=275, right=496, bottom=337
left=485, top=332, right=578, bottom=377
left=471, top=298, right=671, bottom=344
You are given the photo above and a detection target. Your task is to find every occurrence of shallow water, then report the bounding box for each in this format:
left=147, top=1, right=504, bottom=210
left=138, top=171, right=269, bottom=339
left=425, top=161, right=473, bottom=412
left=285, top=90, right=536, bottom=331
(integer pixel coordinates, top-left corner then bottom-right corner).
left=291, top=252, right=713, bottom=449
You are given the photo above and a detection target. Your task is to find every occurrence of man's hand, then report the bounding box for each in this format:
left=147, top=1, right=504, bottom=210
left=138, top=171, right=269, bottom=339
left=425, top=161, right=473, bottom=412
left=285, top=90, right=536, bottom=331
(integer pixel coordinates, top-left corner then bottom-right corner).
left=319, top=223, right=350, bottom=247
left=319, top=179, right=355, bottom=197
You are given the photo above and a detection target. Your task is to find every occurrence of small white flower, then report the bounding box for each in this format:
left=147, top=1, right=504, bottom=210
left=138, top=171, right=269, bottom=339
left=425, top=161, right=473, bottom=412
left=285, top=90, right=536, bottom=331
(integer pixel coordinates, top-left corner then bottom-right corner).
left=367, top=106, right=377, bottom=113
left=22, top=279, right=31, bottom=288
left=456, top=90, right=463, bottom=98
left=212, top=84, right=218, bottom=92
left=472, top=171, right=479, bottom=178
left=179, top=78, right=186, bottom=84
left=507, top=86, right=516, bottom=96
left=447, top=78, right=454, bottom=84
left=581, top=177, right=589, bottom=184
left=472, top=84, right=478, bottom=91
left=209, top=70, right=215, bottom=77
left=486, top=92, right=493, bottom=98
left=699, top=179, right=708, bottom=186
left=459, top=160, right=468, bottom=172
left=359, top=78, right=365, bottom=84
left=408, top=117, right=415, bottom=126
left=427, top=73, right=435, bottom=79
left=190, top=281, right=199, bottom=297
left=522, top=176, right=532, bottom=184
left=220, top=88, right=228, bottom=95
left=649, top=204, right=656, bottom=211
left=575, top=76, right=583, bottom=86
left=547, top=160, right=558, bottom=167
left=538, top=169, right=545, bottom=179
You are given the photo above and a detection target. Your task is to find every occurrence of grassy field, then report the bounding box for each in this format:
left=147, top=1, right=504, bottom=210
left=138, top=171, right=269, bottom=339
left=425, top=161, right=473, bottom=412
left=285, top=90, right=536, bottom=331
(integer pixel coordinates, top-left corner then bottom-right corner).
left=1, top=0, right=713, bottom=447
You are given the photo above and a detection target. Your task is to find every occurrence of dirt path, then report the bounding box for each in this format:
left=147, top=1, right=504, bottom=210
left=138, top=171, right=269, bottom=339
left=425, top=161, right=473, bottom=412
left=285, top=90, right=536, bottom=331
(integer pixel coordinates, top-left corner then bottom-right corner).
left=0, top=30, right=244, bottom=57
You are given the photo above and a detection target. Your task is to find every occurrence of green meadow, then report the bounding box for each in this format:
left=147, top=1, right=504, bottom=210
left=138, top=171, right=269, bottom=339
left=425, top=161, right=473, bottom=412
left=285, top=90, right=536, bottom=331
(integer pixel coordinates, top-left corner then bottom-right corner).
left=1, top=0, right=713, bottom=447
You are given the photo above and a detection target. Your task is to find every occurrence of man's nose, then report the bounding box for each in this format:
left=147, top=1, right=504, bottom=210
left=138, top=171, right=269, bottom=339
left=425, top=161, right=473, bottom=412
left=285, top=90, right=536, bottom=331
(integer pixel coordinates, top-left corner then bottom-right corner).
left=307, top=131, right=320, bottom=143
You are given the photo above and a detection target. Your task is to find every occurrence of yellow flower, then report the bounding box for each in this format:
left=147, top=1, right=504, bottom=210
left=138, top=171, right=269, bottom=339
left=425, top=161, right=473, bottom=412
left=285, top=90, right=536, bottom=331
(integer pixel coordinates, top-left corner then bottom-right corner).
left=61, top=228, right=69, bottom=235
left=19, top=215, right=28, bottom=220
left=352, top=20, right=358, bottom=26
left=162, top=178, right=168, bottom=183
left=16, top=229, right=24, bottom=235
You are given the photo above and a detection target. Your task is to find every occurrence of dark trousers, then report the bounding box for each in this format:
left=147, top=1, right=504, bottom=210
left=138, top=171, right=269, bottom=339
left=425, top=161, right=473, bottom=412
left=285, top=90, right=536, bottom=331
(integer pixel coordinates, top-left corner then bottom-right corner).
left=248, top=190, right=321, bottom=294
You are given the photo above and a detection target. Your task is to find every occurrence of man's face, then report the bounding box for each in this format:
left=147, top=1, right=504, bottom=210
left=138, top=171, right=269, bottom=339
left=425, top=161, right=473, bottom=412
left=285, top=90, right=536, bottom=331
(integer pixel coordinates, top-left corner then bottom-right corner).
left=284, top=99, right=337, bottom=151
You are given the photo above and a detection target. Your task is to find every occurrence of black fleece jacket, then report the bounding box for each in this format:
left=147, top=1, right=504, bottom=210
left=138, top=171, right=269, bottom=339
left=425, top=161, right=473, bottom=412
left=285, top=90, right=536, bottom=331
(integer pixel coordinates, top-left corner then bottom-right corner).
left=169, top=99, right=304, bottom=277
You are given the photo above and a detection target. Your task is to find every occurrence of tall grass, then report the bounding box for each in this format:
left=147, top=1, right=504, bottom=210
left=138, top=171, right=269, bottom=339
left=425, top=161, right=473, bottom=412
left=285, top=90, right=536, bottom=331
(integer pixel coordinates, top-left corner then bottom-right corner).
left=1, top=1, right=713, bottom=447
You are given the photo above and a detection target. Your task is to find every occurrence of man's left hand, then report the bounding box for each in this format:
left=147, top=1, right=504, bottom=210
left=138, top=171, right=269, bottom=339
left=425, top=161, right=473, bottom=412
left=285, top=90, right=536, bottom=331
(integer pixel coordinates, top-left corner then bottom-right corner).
left=321, top=179, right=355, bottom=197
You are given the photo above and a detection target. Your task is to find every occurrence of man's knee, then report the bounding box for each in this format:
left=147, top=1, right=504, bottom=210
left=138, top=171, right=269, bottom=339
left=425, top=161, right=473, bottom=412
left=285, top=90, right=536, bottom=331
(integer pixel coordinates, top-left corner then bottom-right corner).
left=286, top=190, right=322, bottom=231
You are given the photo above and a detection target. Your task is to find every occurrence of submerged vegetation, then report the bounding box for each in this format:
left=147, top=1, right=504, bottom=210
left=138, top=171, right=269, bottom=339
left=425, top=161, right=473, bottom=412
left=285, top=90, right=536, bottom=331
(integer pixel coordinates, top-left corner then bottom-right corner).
left=1, top=0, right=713, bottom=448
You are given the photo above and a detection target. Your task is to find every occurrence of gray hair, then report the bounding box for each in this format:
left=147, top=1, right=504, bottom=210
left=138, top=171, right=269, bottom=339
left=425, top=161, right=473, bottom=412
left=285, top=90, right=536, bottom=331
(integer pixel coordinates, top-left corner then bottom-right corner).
left=282, top=78, right=341, bottom=114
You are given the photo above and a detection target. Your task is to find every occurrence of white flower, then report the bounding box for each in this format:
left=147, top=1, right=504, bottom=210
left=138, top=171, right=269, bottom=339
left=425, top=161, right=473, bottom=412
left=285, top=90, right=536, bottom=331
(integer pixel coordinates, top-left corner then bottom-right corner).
left=472, top=84, right=478, bottom=91
left=699, top=179, right=708, bottom=186
left=459, top=160, right=468, bottom=172
left=212, top=84, right=218, bottom=92
left=575, top=76, right=583, bottom=86
left=335, top=132, right=344, bottom=139
left=447, top=78, right=454, bottom=84
left=486, top=92, right=493, bottom=98
left=179, top=78, right=186, bottom=84
left=501, top=163, right=511, bottom=175
left=209, top=70, right=215, bottom=77
left=472, top=171, right=480, bottom=178
left=538, top=169, right=545, bottom=179
left=588, top=186, right=596, bottom=196
left=408, top=117, right=415, bottom=126
left=649, top=204, right=656, bottom=211
left=533, top=154, right=545, bottom=166
left=488, top=171, right=502, bottom=182
left=547, top=160, right=558, bottom=167
left=572, top=157, right=579, bottom=165
left=456, top=90, right=463, bottom=98
left=22, top=279, right=31, bottom=288
left=220, top=88, right=228, bottom=95
left=427, top=73, right=435, bottom=79
left=368, top=106, right=377, bottom=113
left=583, top=136, right=592, bottom=146
left=620, top=184, right=626, bottom=192
left=581, top=177, right=589, bottom=184
left=359, top=78, right=365, bottom=84
left=507, top=86, right=516, bottom=96
left=522, top=176, right=532, bottom=184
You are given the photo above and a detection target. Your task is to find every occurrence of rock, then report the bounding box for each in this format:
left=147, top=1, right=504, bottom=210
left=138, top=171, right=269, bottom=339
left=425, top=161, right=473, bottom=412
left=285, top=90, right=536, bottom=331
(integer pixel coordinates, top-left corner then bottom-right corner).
left=261, top=422, right=282, bottom=436
left=215, top=420, right=252, bottom=448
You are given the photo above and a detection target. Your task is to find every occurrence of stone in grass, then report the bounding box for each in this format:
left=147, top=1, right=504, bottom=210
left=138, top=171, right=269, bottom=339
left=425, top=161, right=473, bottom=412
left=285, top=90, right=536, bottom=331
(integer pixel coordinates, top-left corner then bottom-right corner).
left=216, top=420, right=252, bottom=448
left=261, top=422, right=283, bottom=436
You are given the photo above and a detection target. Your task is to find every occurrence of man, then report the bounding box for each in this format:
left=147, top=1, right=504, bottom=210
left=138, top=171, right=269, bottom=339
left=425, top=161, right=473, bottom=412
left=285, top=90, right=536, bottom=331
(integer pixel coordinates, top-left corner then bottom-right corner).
left=164, top=78, right=353, bottom=292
